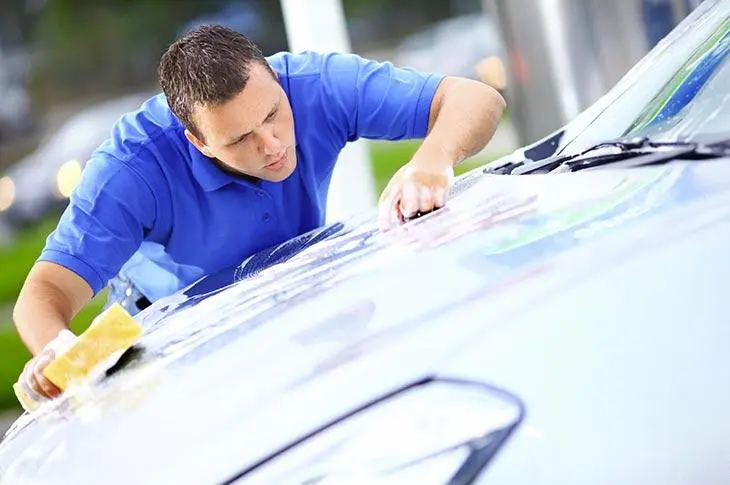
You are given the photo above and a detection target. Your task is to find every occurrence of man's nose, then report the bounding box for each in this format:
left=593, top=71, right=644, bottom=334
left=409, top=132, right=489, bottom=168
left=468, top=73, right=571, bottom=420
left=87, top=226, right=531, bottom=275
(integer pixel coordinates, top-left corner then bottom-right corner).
left=259, top=126, right=282, bottom=156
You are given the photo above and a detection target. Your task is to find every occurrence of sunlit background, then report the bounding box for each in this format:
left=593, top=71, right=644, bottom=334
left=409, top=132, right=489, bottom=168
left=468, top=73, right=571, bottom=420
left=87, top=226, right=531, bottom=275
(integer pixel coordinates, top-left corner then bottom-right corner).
left=0, top=0, right=702, bottom=431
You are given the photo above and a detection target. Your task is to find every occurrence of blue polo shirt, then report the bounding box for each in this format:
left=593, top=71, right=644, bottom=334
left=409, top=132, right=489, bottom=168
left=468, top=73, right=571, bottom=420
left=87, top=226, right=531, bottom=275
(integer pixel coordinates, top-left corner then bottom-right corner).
left=38, top=51, right=444, bottom=302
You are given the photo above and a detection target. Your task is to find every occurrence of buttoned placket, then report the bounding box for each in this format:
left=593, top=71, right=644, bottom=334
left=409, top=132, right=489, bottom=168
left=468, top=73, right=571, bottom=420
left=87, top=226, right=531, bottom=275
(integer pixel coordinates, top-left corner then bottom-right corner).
left=246, top=183, right=274, bottom=225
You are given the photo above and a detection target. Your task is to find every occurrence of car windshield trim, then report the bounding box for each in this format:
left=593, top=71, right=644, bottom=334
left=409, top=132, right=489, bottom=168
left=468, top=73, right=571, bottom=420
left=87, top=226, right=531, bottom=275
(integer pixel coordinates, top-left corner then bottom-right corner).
left=487, top=135, right=730, bottom=175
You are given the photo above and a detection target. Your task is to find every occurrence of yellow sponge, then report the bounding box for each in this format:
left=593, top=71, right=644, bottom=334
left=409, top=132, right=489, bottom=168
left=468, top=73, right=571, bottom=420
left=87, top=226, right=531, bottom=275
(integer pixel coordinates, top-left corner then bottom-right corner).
left=42, top=303, right=143, bottom=392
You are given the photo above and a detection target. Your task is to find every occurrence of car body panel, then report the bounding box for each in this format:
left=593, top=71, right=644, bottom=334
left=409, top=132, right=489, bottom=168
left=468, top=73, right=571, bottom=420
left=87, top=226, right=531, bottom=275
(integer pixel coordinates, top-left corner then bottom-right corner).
left=1, top=159, right=729, bottom=484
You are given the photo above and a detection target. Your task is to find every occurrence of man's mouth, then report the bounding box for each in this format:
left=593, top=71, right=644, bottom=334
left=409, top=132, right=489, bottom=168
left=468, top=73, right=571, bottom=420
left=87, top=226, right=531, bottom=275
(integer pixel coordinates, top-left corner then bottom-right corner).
left=265, top=150, right=288, bottom=171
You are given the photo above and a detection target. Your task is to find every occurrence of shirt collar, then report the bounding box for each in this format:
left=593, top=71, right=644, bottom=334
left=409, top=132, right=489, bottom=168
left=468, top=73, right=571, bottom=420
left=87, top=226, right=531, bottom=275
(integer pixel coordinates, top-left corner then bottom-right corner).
left=188, top=143, right=260, bottom=192
left=188, top=141, right=232, bottom=192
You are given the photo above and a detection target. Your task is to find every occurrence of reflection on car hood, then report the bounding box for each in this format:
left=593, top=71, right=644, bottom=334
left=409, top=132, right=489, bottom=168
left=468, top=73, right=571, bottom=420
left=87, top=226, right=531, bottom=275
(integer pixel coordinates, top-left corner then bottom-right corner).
left=2, top=160, right=730, bottom=483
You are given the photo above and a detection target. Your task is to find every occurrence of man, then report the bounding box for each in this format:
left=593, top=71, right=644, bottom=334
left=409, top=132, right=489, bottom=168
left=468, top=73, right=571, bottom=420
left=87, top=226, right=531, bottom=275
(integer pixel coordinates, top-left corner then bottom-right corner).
left=14, top=25, right=505, bottom=404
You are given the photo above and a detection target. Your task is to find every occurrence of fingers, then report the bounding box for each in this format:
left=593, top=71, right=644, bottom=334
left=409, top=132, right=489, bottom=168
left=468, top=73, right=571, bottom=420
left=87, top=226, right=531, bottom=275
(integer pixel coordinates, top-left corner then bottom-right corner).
left=19, top=360, right=44, bottom=403
left=378, top=184, right=402, bottom=232
left=401, top=183, right=446, bottom=218
left=419, top=186, right=435, bottom=213
left=32, top=352, right=62, bottom=399
left=399, top=181, right=420, bottom=218
left=20, top=351, right=61, bottom=405
left=433, top=187, right=447, bottom=209
left=378, top=165, right=453, bottom=232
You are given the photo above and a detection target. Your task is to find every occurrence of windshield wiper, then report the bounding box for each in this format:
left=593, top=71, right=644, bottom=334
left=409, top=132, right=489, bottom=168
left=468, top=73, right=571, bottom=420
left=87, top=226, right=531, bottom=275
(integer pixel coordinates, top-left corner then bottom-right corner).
left=486, top=135, right=730, bottom=175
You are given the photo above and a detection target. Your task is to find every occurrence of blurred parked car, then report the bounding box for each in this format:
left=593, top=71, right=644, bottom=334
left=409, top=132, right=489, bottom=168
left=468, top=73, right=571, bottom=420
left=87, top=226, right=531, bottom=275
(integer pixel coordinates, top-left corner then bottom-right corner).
left=177, top=1, right=262, bottom=40
left=0, top=91, right=154, bottom=229
left=392, top=13, right=505, bottom=84
left=1, top=1, right=730, bottom=483
left=176, top=1, right=285, bottom=54
left=0, top=48, right=33, bottom=144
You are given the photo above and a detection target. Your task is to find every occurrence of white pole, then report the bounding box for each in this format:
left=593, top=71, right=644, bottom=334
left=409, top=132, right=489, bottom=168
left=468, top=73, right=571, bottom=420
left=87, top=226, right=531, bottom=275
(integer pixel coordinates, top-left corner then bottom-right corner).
left=280, top=0, right=378, bottom=224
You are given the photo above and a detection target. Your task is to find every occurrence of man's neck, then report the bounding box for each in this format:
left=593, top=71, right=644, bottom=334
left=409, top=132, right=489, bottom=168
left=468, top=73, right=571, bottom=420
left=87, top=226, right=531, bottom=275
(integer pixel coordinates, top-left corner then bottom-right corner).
left=211, top=157, right=261, bottom=185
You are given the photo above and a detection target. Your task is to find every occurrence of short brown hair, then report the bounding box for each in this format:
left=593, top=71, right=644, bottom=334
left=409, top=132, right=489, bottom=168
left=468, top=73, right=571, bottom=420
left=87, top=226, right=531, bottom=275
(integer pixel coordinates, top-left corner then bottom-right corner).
left=158, top=25, right=274, bottom=139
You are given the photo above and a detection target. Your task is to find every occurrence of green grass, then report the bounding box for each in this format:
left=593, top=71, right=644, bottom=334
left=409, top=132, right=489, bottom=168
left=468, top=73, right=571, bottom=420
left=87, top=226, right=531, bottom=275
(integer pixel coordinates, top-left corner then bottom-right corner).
left=0, top=219, right=58, bottom=304
left=0, top=330, right=31, bottom=412
left=0, top=140, right=508, bottom=411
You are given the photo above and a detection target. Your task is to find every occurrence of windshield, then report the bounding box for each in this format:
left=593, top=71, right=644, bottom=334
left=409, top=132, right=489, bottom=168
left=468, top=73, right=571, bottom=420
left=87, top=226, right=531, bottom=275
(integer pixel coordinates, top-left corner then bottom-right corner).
left=555, top=0, right=730, bottom=155
left=626, top=21, right=730, bottom=141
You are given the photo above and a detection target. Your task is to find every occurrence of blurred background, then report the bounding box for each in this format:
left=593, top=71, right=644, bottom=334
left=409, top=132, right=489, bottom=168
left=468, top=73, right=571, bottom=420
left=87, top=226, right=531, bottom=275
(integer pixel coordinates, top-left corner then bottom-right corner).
left=0, top=0, right=703, bottom=429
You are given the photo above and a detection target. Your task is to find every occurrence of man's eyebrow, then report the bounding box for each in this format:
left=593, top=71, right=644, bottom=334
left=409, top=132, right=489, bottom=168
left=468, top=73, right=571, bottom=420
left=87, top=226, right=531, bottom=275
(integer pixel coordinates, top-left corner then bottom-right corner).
left=225, top=101, right=280, bottom=146
left=226, top=131, right=252, bottom=147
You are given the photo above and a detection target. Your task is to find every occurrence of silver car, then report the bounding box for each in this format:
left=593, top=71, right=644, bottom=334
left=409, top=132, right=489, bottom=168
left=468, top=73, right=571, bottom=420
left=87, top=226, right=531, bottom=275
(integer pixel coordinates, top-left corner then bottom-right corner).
left=1, top=1, right=729, bottom=484
left=393, top=13, right=504, bottom=81
left=0, top=91, right=154, bottom=228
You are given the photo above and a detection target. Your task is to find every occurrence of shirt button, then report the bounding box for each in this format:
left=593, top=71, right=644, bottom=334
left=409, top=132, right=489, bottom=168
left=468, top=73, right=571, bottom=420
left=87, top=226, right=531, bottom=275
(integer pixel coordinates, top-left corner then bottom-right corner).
left=256, top=190, right=266, bottom=197
left=262, top=212, right=272, bottom=223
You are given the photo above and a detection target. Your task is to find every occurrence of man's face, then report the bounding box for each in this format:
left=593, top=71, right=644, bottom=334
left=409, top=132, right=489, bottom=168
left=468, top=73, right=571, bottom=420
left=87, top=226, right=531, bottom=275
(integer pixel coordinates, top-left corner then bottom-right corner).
left=185, top=62, right=297, bottom=182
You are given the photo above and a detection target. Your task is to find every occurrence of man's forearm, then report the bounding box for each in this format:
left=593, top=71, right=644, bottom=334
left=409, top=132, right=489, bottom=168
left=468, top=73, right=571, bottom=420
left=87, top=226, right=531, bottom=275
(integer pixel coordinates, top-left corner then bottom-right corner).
left=419, top=78, right=506, bottom=166
left=13, top=262, right=92, bottom=356
left=14, top=281, right=72, bottom=356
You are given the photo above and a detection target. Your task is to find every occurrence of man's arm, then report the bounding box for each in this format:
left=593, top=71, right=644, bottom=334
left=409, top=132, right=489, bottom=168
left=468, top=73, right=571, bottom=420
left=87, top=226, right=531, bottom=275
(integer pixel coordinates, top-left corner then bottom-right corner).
left=378, top=76, right=506, bottom=229
left=13, top=262, right=93, bottom=400
left=305, top=52, right=505, bottom=227
left=12, top=152, right=163, bottom=401
left=14, top=262, right=93, bottom=356
left=421, top=76, right=506, bottom=168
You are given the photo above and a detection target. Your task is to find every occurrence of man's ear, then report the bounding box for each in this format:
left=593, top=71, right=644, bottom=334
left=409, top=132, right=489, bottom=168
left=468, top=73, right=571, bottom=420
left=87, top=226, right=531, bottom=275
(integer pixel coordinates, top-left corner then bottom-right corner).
left=184, top=129, right=215, bottom=158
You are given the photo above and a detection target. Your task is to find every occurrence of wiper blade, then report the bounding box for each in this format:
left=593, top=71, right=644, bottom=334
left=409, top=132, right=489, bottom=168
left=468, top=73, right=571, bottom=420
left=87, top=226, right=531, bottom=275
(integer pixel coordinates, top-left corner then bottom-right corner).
left=485, top=135, right=730, bottom=175
left=485, top=137, right=660, bottom=176
left=566, top=145, right=699, bottom=172
left=564, top=135, right=730, bottom=172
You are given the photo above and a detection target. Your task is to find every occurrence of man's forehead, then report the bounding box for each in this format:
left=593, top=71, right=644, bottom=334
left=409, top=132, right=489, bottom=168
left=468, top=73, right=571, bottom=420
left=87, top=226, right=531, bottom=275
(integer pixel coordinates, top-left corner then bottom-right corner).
left=193, top=65, right=280, bottom=140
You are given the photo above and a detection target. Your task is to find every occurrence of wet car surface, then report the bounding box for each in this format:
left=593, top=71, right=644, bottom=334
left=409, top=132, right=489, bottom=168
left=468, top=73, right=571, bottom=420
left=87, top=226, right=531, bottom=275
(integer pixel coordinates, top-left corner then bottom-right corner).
left=1, top=161, right=729, bottom=484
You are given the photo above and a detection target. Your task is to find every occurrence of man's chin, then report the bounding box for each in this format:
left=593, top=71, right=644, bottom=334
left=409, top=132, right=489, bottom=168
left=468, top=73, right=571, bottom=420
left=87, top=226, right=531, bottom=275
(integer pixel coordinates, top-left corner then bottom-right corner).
left=262, top=156, right=296, bottom=182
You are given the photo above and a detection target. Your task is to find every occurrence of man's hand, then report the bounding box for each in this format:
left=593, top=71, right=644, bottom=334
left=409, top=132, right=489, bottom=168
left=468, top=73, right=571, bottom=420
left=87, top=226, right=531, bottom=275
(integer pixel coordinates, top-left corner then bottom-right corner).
left=378, top=145, right=454, bottom=231
left=18, top=348, right=62, bottom=406
left=377, top=76, right=506, bottom=232
left=16, top=327, right=77, bottom=410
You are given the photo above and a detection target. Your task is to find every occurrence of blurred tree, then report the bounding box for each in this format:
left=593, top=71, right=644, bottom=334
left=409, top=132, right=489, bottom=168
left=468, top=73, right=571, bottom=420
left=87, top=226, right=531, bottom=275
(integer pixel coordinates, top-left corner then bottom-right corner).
left=28, top=0, right=240, bottom=105
left=25, top=0, right=480, bottom=105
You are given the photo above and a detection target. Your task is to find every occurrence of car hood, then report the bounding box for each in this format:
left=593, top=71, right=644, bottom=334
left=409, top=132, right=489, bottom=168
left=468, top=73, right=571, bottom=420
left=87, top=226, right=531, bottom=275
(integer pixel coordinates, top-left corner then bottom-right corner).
left=2, top=160, right=730, bottom=484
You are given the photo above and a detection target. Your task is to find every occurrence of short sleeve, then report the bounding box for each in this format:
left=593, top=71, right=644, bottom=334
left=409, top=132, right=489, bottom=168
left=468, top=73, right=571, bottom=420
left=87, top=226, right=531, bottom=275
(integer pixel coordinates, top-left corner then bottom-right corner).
left=316, top=52, right=445, bottom=143
left=37, top=153, right=160, bottom=296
